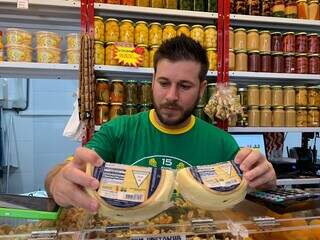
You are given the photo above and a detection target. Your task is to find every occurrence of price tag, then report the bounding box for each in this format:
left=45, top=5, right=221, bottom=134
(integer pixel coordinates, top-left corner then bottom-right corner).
left=17, top=0, right=29, bottom=9
left=114, top=42, right=144, bottom=67
left=131, top=235, right=186, bottom=240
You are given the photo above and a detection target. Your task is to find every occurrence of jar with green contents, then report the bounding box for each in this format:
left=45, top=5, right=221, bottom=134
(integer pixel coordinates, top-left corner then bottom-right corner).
left=151, top=0, right=163, bottom=8
left=194, top=0, right=205, bottom=11
left=140, top=104, right=152, bottom=112
left=179, top=0, right=193, bottom=10
left=109, top=103, right=124, bottom=120
left=198, top=86, right=207, bottom=105
left=272, top=0, right=285, bottom=17
left=207, top=0, right=217, bottom=12
left=136, top=0, right=149, bottom=7
left=164, top=0, right=177, bottom=9
left=140, top=80, right=152, bottom=104
left=125, top=80, right=138, bottom=104
left=125, top=104, right=138, bottom=115
left=207, top=83, right=217, bottom=99
left=194, top=105, right=206, bottom=119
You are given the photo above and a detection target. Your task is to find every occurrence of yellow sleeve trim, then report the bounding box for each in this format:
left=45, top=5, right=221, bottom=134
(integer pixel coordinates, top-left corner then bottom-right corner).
left=149, top=109, right=196, bottom=135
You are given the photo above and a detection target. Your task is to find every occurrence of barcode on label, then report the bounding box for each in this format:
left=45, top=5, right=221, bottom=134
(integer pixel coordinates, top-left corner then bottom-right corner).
left=123, top=193, right=144, bottom=202
left=103, top=168, right=125, bottom=185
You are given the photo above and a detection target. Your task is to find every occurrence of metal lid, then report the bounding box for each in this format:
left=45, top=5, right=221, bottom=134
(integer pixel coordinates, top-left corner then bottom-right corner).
left=96, top=78, right=109, bottom=82
left=178, top=24, right=190, bottom=28
left=136, top=44, right=148, bottom=48
left=296, top=32, right=307, bottom=35
left=96, top=102, right=108, bottom=105
left=295, top=86, right=306, bottom=89
left=248, top=50, right=260, bottom=54
left=296, top=53, right=308, bottom=57
left=149, top=22, right=161, bottom=26
left=111, top=103, right=123, bottom=106
left=111, top=79, right=124, bottom=83
left=308, top=106, right=319, bottom=110
left=260, top=51, right=271, bottom=55
left=248, top=84, right=259, bottom=87
left=271, top=32, right=282, bottom=35
left=285, top=106, right=296, bottom=109
left=106, top=41, right=115, bottom=45
left=196, top=105, right=205, bottom=108
left=307, top=33, right=318, bottom=37
left=207, top=83, right=217, bottom=86
left=283, top=52, right=296, bottom=56
left=120, top=19, right=134, bottom=24
left=273, top=106, right=284, bottom=109
left=260, top=30, right=271, bottom=34
left=229, top=82, right=237, bottom=86
left=283, top=32, right=295, bottom=35
left=260, top=106, right=271, bottom=109
left=283, top=86, right=294, bottom=89
left=271, top=52, right=283, bottom=56
left=150, top=45, right=160, bottom=48
left=205, top=25, right=216, bottom=30
left=271, top=85, right=282, bottom=89
left=307, top=86, right=319, bottom=89
left=141, top=103, right=152, bottom=106
left=247, top=29, right=259, bottom=33
left=164, top=23, right=176, bottom=27
left=260, top=85, right=271, bottom=88
left=229, top=49, right=234, bottom=52
left=296, top=106, right=307, bottom=109
left=125, top=103, right=137, bottom=107
left=127, top=80, right=137, bottom=83
left=95, top=40, right=104, bottom=45
left=249, top=106, right=259, bottom=109
left=141, top=80, right=151, bottom=84
left=308, top=53, right=320, bottom=57
left=191, top=24, right=204, bottom=29
left=136, top=21, right=147, bottom=25
left=235, top=50, right=247, bottom=54
left=207, top=48, right=217, bottom=51
left=106, top=18, right=119, bottom=22
left=238, top=88, right=247, bottom=91
left=234, top=28, right=246, bottom=32
left=94, top=16, right=104, bottom=20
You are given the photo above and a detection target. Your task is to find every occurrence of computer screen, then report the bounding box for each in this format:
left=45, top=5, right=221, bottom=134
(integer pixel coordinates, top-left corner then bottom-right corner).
left=231, top=133, right=267, bottom=156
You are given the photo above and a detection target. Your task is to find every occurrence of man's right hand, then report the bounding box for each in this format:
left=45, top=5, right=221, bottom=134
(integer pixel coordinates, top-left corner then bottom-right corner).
left=49, top=147, right=103, bottom=213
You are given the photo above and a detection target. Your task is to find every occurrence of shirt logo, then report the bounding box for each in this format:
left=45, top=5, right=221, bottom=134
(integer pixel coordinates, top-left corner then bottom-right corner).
left=131, top=155, right=191, bottom=169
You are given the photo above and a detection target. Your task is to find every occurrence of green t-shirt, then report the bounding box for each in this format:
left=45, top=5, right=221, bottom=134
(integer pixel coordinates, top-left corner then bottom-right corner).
left=86, top=109, right=239, bottom=169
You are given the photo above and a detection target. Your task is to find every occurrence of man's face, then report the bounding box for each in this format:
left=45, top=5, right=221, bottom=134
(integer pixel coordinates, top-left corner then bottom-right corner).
left=152, top=59, right=207, bottom=126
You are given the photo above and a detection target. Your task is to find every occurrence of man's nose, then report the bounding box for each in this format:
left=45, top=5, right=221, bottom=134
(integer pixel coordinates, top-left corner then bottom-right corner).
left=165, top=85, right=179, bottom=101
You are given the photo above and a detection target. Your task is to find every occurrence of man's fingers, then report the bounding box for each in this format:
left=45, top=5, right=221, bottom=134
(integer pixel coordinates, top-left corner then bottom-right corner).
left=239, top=151, right=262, bottom=171
left=234, top=148, right=252, bottom=164
left=68, top=185, right=100, bottom=213
left=248, top=169, right=275, bottom=189
left=244, top=161, right=271, bottom=181
left=73, top=147, right=104, bottom=167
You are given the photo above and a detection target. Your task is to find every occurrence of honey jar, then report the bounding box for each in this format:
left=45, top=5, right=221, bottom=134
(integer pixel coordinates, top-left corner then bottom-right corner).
left=247, top=29, right=259, bottom=51
left=271, top=86, right=283, bottom=106
left=308, top=107, right=319, bottom=127
left=283, top=86, right=296, bottom=106
left=285, top=107, right=296, bottom=127
left=234, top=28, right=247, bottom=51
left=248, top=85, right=260, bottom=106
left=260, top=106, right=272, bottom=127
left=307, top=86, right=320, bottom=106
left=273, top=106, right=285, bottom=127
left=235, top=50, right=248, bottom=71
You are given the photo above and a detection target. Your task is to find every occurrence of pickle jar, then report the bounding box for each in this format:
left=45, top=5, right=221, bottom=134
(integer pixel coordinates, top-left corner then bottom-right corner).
left=307, top=86, right=319, bottom=106
left=95, top=102, right=109, bottom=125
left=284, top=86, right=296, bottom=106
left=207, top=48, right=217, bottom=71
left=177, top=24, right=190, bottom=37
left=149, top=45, right=159, bottom=68
left=140, top=80, right=152, bottom=104
left=271, top=32, right=282, bottom=52
left=137, top=44, right=149, bottom=68
left=308, top=33, right=319, bottom=54
left=259, top=30, right=271, bottom=52
left=308, top=107, right=320, bottom=127
left=248, top=106, right=260, bottom=127
left=248, top=84, right=260, bottom=106
left=125, top=80, right=138, bottom=104
left=207, top=83, right=217, bottom=99
left=190, top=25, right=204, bottom=46
left=272, top=52, right=284, bottom=73
left=109, top=103, right=124, bottom=120
left=151, top=0, right=163, bottom=8
left=238, top=88, right=248, bottom=106
left=105, top=18, right=119, bottom=42
left=297, top=0, right=308, bottom=19
left=261, top=0, right=272, bottom=16
left=285, top=106, right=296, bottom=127
left=283, top=32, right=295, bottom=53
left=96, top=78, right=110, bottom=103
left=136, top=0, right=149, bottom=7
left=308, top=0, right=319, bottom=20
left=295, top=32, right=308, bottom=53
left=296, top=53, right=308, bottom=74
left=135, top=21, right=149, bottom=45
left=194, top=0, right=205, bottom=11
left=285, top=0, right=298, bottom=18
left=247, top=0, right=260, bottom=15
left=272, top=0, right=285, bottom=17
left=179, top=0, right=193, bottom=10
left=271, top=85, right=283, bottom=106
left=234, top=28, right=247, bottom=51
left=260, top=106, right=272, bottom=127
left=234, top=0, right=247, bottom=14
left=120, top=19, right=134, bottom=43
left=204, top=25, right=217, bottom=49
left=207, top=0, right=217, bottom=12
left=198, top=86, right=207, bottom=105
left=273, top=106, right=285, bottom=127
left=284, top=53, right=296, bottom=73
left=259, top=85, right=272, bottom=106
left=162, top=23, right=176, bottom=42
left=296, top=106, right=308, bottom=127
left=248, top=50, right=261, bottom=72
left=164, top=0, right=177, bottom=9
left=105, top=42, right=118, bottom=65
left=94, top=16, right=105, bottom=42
left=194, top=105, right=206, bottom=119
left=261, top=51, right=272, bottom=72
left=229, top=49, right=235, bottom=71
left=247, top=29, right=259, bottom=51
left=229, top=27, right=235, bottom=50
left=140, top=103, right=152, bottom=112
left=125, top=104, right=138, bottom=115
left=295, top=86, right=308, bottom=106
left=111, top=79, right=125, bottom=103
left=94, top=40, right=105, bottom=65
left=149, top=22, right=162, bottom=46
left=235, top=50, right=248, bottom=71
left=308, top=54, right=320, bottom=74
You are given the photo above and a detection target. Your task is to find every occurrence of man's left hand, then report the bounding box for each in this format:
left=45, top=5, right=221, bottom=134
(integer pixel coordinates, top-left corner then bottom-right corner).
left=235, top=148, right=277, bottom=189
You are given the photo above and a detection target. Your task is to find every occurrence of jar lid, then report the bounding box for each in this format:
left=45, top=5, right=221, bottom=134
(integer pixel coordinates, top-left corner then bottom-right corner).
left=149, top=22, right=162, bottom=27
left=260, top=30, right=270, bottom=34
left=125, top=103, right=137, bottom=107
left=273, top=106, right=284, bottom=109
left=247, top=29, right=259, bottom=33
left=111, top=103, right=123, bottom=106
left=249, top=106, right=259, bottom=109
left=141, top=80, right=152, bottom=84
left=150, top=45, right=160, bottom=48
left=120, top=19, right=134, bottom=24
left=248, top=50, right=260, bottom=54
left=178, top=24, right=190, bottom=28
left=106, top=41, right=115, bottom=45
left=207, top=48, right=217, bottom=51
left=111, top=79, right=124, bottom=83
left=235, top=50, right=247, bottom=54
left=207, top=83, right=217, bottom=86
left=285, top=106, right=295, bottom=109
left=94, top=16, right=104, bottom=20
left=229, top=27, right=233, bottom=30
left=296, top=53, right=308, bottom=56
left=272, top=85, right=282, bottom=89
left=260, top=106, right=271, bottom=109
left=96, top=102, right=108, bottom=105
left=260, top=51, right=271, bottom=55
left=309, top=0, right=319, bottom=3
left=283, top=86, right=294, bottom=89
left=164, top=23, right=176, bottom=27
left=106, top=18, right=119, bottom=22
left=308, top=53, right=320, bottom=57
left=96, top=78, right=109, bottom=82
left=205, top=25, right=216, bottom=30
left=136, top=20, right=147, bottom=25
left=248, top=84, right=259, bottom=87
left=234, top=28, right=246, bottom=32
left=229, top=49, right=234, bottom=52
left=95, top=40, right=104, bottom=45
left=308, top=106, right=319, bottom=110
left=307, top=33, right=318, bottom=37
left=238, top=88, right=247, bottom=91
left=295, top=86, right=306, bottom=89
left=196, top=105, right=205, bottom=108
left=297, top=106, right=307, bottom=109
left=283, top=52, right=296, bottom=56
left=229, top=82, right=237, bottom=86
left=271, top=52, right=283, bottom=56
left=296, top=0, right=307, bottom=2
left=191, top=25, right=204, bottom=29
left=307, top=86, right=319, bottom=89
left=283, top=32, right=295, bottom=35
left=127, top=80, right=137, bottom=83
left=136, top=44, right=148, bottom=48
left=271, top=32, right=282, bottom=35
left=260, top=85, right=271, bottom=88
left=296, top=32, right=307, bottom=35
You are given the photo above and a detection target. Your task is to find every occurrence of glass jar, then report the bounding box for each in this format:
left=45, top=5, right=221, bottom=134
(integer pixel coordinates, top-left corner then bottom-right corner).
left=207, top=0, right=217, bottom=12
left=198, top=87, right=207, bottom=105
left=308, top=54, right=320, bottom=74
left=149, top=22, right=162, bottom=46
left=296, top=107, right=308, bottom=127
left=308, top=33, right=319, bottom=54
left=273, top=106, right=285, bottom=127
left=137, top=44, right=149, bottom=68
left=308, top=107, right=319, bottom=127
left=247, top=29, right=259, bottom=51
left=121, top=0, right=134, bottom=5
left=272, top=0, right=285, bottom=17
left=162, top=23, right=176, bottom=42
left=136, top=0, right=149, bottom=7
left=272, top=52, right=284, bottom=73
left=151, top=0, right=163, bottom=8
left=0, top=31, right=3, bottom=62
left=140, top=104, right=152, bottom=112
left=260, top=51, right=272, bottom=72
left=177, top=24, right=190, bottom=37
left=295, top=32, right=308, bottom=53
left=297, top=0, right=308, bottom=19
left=284, top=86, right=296, bottom=106
left=272, top=86, right=283, bottom=106
left=296, top=53, right=308, bottom=74
left=234, top=28, right=247, bottom=51
left=259, top=30, right=271, bottom=52
left=111, top=79, right=125, bottom=103
left=179, top=0, right=193, bottom=10
left=105, top=42, right=118, bottom=65
left=105, top=18, right=119, bottom=42
left=248, top=106, right=260, bottom=127
left=259, top=85, right=271, bottom=106
left=194, top=105, right=206, bottom=119
left=96, top=78, right=110, bottom=103
left=229, top=49, right=235, bottom=71
left=120, top=20, right=134, bottom=43
left=125, top=104, right=138, bottom=115
left=248, top=85, right=260, bottom=106
left=247, top=0, right=260, bottom=15
left=207, top=83, right=217, bottom=99
left=229, top=27, right=234, bottom=50
left=308, top=0, right=319, bottom=20
left=271, top=32, right=282, bottom=52
left=140, top=80, right=152, bottom=104
left=229, top=83, right=238, bottom=96
left=295, top=86, right=308, bottom=106
left=260, top=107, right=272, bottom=127
left=207, top=48, right=217, bottom=71
left=204, top=25, right=217, bottom=49
left=248, top=50, right=261, bottom=72
left=285, top=107, right=296, bottom=127
left=95, top=102, right=109, bottom=125
left=164, top=0, right=177, bottom=9
left=238, top=87, right=248, bottom=106
left=308, top=86, right=319, bottom=106
left=261, top=0, right=272, bottom=16
left=283, top=32, right=295, bottom=53
left=135, top=21, right=149, bottom=45
left=234, top=0, right=247, bottom=14
left=285, top=1, right=298, bottom=18
left=109, top=103, right=124, bottom=120
left=94, top=16, right=105, bottom=42
left=125, top=80, right=138, bottom=104
left=235, top=50, right=248, bottom=71
left=149, top=45, right=159, bottom=68
left=190, top=25, right=204, bottom=46
left=284, top=53, right=296, bottom=73
left=194, top=0, right=205, bottom=11
left=94, top=40, right=105, bottom=65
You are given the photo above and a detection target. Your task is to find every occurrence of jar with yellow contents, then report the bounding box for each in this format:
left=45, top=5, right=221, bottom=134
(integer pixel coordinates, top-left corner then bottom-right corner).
left=149, top=45, right=159, bottom=68
left=247, top=29, right=259, bottom=51
left=272, top=106, right=285, bottom=127
left=177, top=24, right=190, bottom=37
left=248, top=106, right=260, bottom=127
left=229, top=49, right=235, bottom=71
left=260, top=106, right=272, bottom=127
left=162, top=23, right=176, bottom=42
left=248, top=85, right=260, bottom=106
left=285, top=107, right=296, bottom=127
left=136, top=0, right=149, bottom=7
left=136, top=44, right=149, bottom=68
left=164, top=0, right=177, bottom=9
left=96, top=78, right=110, bottom=103
left=204, top=25, right=217, bottom=49
left=111, top=79, right=125, bottom=103
left=135, top=21, right=149, bottom=45
left=296, top=106, right=308, bottom=127
left=151, top=0, right=163, bottom=8
left=94, top=40, right=105, bottom=65
left=120, top=19, right=134, bottom=43
left=207, top=48, right=217, bottom=71
left=307, top=86, right=319, bottom=106
left=235, top=50, right=248, bottom=71
left=191, top=25, right=204, bottom=46
left=234, top=28, right=247, bottom=51
left=94, top=16, right=105, bottom=42
left=295, top=86, right=308, bottom=106
left=271, top=85, right=283, bottom=106
left=259, top=85, right=271, bottom=106
left=308, top=107, right=319, bottom=127
left=149, top=22, right=162, bottom=46
left=105, top=42, right=118, bottom=66
left=105, top=18, right=119, bottom=42
left=283, top=86, right=295, bottom=106
left=109, top=103, right=124, bottom=120
left=229, top=27, right=235, bottom=50
left=95, top=102, right=109, bottom=125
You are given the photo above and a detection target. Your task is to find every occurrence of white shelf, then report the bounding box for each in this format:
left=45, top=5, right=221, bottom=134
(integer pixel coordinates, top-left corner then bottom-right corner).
left=0, top=62, right=79, bottom=80
left=277, top=178, right=320, bottom=186
left=228, top=127, right=320, bottom=133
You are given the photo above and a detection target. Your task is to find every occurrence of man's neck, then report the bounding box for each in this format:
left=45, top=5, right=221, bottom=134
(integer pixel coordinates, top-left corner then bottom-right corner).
left=153, top=110, right=192, bottom=130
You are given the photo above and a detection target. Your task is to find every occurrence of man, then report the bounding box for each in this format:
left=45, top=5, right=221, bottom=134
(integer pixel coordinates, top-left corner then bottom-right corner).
left=45, top=35, right=276, bottom=213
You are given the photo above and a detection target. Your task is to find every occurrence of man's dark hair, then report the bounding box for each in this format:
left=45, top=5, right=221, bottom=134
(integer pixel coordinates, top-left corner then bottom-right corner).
left=153, top=35, right=209, bottom=82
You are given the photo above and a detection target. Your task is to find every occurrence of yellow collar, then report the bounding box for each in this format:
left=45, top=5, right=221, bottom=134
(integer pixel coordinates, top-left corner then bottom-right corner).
left=149, top=109, right=195, bottom=135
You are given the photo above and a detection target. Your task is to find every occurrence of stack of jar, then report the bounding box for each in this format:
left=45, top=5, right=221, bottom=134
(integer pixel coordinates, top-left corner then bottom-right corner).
left=94, top=16, right=218, bottom=70
left=95, top=78, right=153, bottom=125
left=6, top=28, right=33, bottom=62
left=35, top=31, right=62, bottom=63
left=66, top=33, right=81, bottom=64
left=229, top=27, right=320, bottom=74
left=246, top=84, right=320, bottom=127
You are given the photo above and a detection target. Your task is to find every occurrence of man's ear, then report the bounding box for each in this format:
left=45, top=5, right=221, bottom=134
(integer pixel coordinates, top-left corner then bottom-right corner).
left=199, top=80, right=207, bottom=98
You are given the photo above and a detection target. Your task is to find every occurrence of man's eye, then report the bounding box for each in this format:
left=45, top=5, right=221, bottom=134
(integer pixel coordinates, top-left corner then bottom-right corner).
left=159, top=82, right=169, bottom=87
left=181, top=85, right=191, bottom=90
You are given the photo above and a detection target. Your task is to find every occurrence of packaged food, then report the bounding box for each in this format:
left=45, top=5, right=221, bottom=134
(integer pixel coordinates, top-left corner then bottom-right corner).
left=308, top=0, right=319, bottom=20
left=125, top=104, right=138, bottom=115
left=234, top=28, right=247, bottom=51
left=109, top=103, right=124, bottom=119
left=238, top=87, right=248, bottom=106
left=283, top=86, right=296, bottom=106
left=120, top=19, right=134, bottom=43
left=96, top=78, right=110, bottom=103
left=247, top=29, right=259, bottom=51
left=271, top=86, right=283, bottom=106
left=136, top=0, right=149, bottom=6
left=308, top=33, right=319, bottom=53
left=284, top=53, right=296, bottom=73
left=66, top=49, right=80, bottom=64
left=140, top=80, right=152, bottom=104
left=66, top=33, right=81, bottom=49
left=234, top=0, right=247, bottom=14
left=135, top=21, right=148, bottom=45
left=260, top=106, right=272, bottom=127
left=207, top=0, right=217, bottom=12
left=207, top=83, right=217, bottom=99
left=194, top=0, right=205, bottom=11
left=272, top=52, right=284, bottom=73
left=307, top=86, right=319, bottom=106
left=190, top=25, right=204, bottom=46
left=285, top=107, right=296, bottom=127
left=177, top=24, right=190, bottom=37
left=248, top=85, right=260, bottom=106
left=162, top=23, right=176, bottom=42
left=297, top=0, right=308, bottom=19
left=296, top=106, right=308, bottom=127
left=295, top=86, right=308, bottom=106
left=229, top=49, right=235, bottom=71
left=229, top=27, right=234, bottom=49
left=259, top=30, right=271, bottom=52
left=194, top=105, right=206, bottom=119
left=105, top=18, right=120, bottom=42
left=140, top=103, right=152, bottom=112
left=111, top=79, right=125, bottom=103
left=6, top=28, right=32, bottom=46
left=296, top=53, right=308, bottom=74
left=94, top=40, right=105, bottom=65
left=94, top=16, right=105, bottom=41
left=248, top=50, right=261, bottom=72
left=164, top=0, right=177, bottom=9
left=95, top=102, right=109, bottom=125
left=204, top=25, right=217, bottom=49
left=151, top=0, right=163, bottom=8
left=36, top=31, right=61, bottom=48
left=260, top=51, right=272, bottom=72
left=308, top=107, right=319, bottom=127
left=235, top=50, right=248, bottom=71
left=207, top=48, right=217, bottom=71
left=247, top=0, right=260, bottom=15
left=179, top=0, right=193, bottom=10
left=121, top=0, right=134, bottom=5
left=272, top=0, right=285, bottom=17
left=125, top=80, right=138, bottom=104
left=6, top=44, right=32, bottom=62
left=271, top=32, right=282, bottom=52
left=259, top=85, right=271, bottom=106
left=295, top=32, right=308, bottom=53
left=261, top=0, right=272, bottom=16
left=136, top=44, right=149, bottom=68
left=273, top=106, right=285, bottom=127
left=105, top=42, right=118, bottom=65
left=308, top=54, right=320, bottom=74
left=283, top=32, right=295, bottom=53
left=149, top=22, right=162, bottom=46
left=285, top=0, right=298, bottom=18
left=36, top=47, right=61, bottom=63
left=248, top=106, right=260, bottom=127
left=149, top=45, right=159, bottom=68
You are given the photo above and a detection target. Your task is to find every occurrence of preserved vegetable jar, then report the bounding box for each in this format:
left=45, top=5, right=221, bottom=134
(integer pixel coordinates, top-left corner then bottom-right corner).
left=247, top=29, right=259, bottom=51
left=259, top=85, right=271, bottom=106
left=296, top=107, right=308, bottom=127
left=308, top=86, right=320, bottom=106
left=285, top=0, right=298, bottom=18
left=229, top=27, right=235, bottom=49
left=234, top=0, right=247, bottom=14
left=261, top=0, right=272, bottom=16
left=239, top=87, right=248, bottom=106
left=207, top=48, right=217, bottom=71
left=272, top=52, right=284, bottom=73
left=162, top=23, right=176, bottom=42
left=125, top=104, right=138, bottom=115
left=284, top=86, right=296, bottom=106
left=248, top=85, right=260, bottom=106
left=198, top=87, right=207, bottom=105
left=272, top=0, right=285, bottom=17
left=295, top=86, right=308, bottom=106
left=125, top=80, right=138, bottom=104
left=94, top=40, right=105, bottom=65
left=120, top=20, right=134, bottom=43
left=96, top=78, right=110, bottom=103
left=272, top=86, right=283, bottom=106
left=136, top=0, right=149, bottom=7
left=95, top=0, right=105, bottom=2
left=111, top=79, right=125, bottom=103
left=248, top=106, right=260, bottom=127
left=140, top=80, right=152, bottom=104
left=179, top=0, right=193, bottom=10
left=308, top=107, right=319, bottom=127
left=95, top=102, right=109, bottom=125
left=308, top=33, right=319, bottom=53
left=295, top=32, right=308, bottom=53
left=260, top=107, right=272, bottom=127
left=234, top=28, right=247, bottom=51
left=229, top=49, right=235, bottom=70
left=137, top=44, right=149, bottom=68
left=296, top=53, right=308, bottom=74
left=177, top=24, right=190, bottom=37
left=105, top=18, right=119, bottom=42
left=248, top=50, right=261, bottom=72
left=207, top=0, right=217, bottom=12
left=105, top=42, right=118, bottom=65
left=283, top=32, right=295, bottom=53
left=271, top=32, right=282, bottom=52
left=259, top=30, right=271, bottom=52
left=204, top=25, right=217, bottom=49
left=273, top=106, right=285, bottom=127
left=109, top=103, right=124, bottom=120
left=247, top=0, right=260, bottom=15
left=149, top=45, right=159, bottom=68
left=94, top=16, right=105, bottom=41
left=135, top=21, right=148, bottom=45
left=261, top=51, right=272, bottom=72
left=164, top=0, right=177, bottom=9
left=235, top=50, right=248, bottom=71
left=308, top=0, right=319, bottom=20
left=285, top=107, right=296, bottom=127
left=191, top=25, right=204, bottom=46
left=207, top=83, right=217, bottom=99
left=151, top=0, right=163, bottom=8
left=308, top=54, right=320, bottom=74
left=297, top=0, right=308, bottom=19
left=149, top=22, right=162, bottom=46
left=284, top=53, right=296, bottom=73
left=194, top=0, right=205, bottom=11
left=121, top=0, right=134, bottom=5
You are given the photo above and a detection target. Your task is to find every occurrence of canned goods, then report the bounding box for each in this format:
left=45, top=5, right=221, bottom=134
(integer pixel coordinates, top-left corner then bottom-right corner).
left=162, top=23, right=176, bottom=42
left=190, top=25, right=204, bottom=46
left=204, top=25, right=217, bottom=49
left=105, top=42, right=118, bottom=65
left=140, top=80, right=152, bottom=104
left=125, top=80, right=138, bottom=104
left=149, top=22, right=162, bottom=46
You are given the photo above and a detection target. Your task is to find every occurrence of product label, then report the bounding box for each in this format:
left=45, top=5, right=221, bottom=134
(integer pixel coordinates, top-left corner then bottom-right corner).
left=93, top=163, right=161, bottom=208
left=114, top=42, right=144, bottom=67
left=131, top=235, right=186, bottom=240
left=190, top=161, right=242, bottom=192
left=17, top=0, right=29, bottom=9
